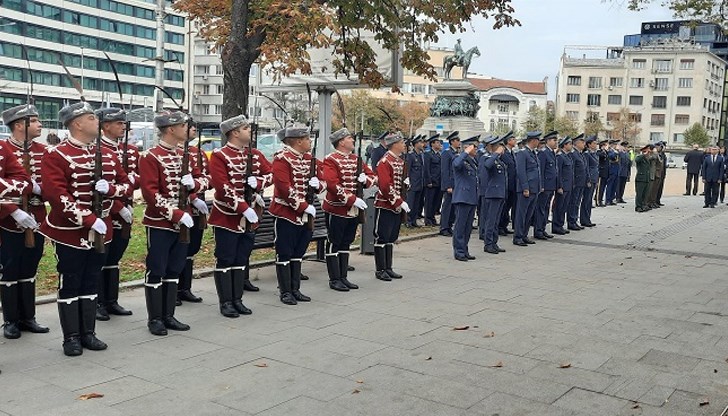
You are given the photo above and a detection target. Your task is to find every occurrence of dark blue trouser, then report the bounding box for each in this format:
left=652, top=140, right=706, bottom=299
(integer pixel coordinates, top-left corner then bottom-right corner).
left=424, top=186, right=442, bottom=224
left=214, top=227, right=255, bottom=269
left=326, top=214, right=358, bottom=253
left=499, top=190, right=516, bottom=232
left=274, top=218, right=313, bottom=263
left=581, top=185, right=595, bottom=225
left=597, top=176, right=608, bottom=204
left=374, top=208, right=401, bottom=244
left=568, top=186, right=584, bottom=227
left=482, top=198, right=505, bottom=248
left=535, top=190, right=554, bottom=236
left=440, top=192, right=455, bottom=232
left=606, top=172, right=619, bottom=203
left=56, top=242, right=108, bottom=299
left=407, top=190, right=423, bottom=225
left=552, top=190, right=571, bottom=231
left=452, top=203, right=475, bottom=258
left=515, top=192, right=537, bottom=242
left=145, top=228, right=188, bottom=285
left=0, top=230, right=44, bottom=281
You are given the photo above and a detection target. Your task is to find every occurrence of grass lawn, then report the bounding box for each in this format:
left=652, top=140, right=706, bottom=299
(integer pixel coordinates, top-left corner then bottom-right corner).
left=35, top=205, right=438, bottom=295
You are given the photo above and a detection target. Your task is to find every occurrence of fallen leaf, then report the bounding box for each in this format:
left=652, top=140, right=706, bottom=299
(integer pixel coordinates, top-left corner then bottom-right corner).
left=631, top=402, right=641, bottom=409
left=453, top=325, right=470, bottom=331
left=78, top=393, right=104, bottom=400
left=558, top=362, right=571, bottom=369
left=356, top=379, right=364, bottom=384
left=714, top=369, right=718, bottom=373
left=424, top=356, right=432, bottom=361
left=490, top=361, right=504, bottom=368
left=699, top=399, right=709, bottom=406
left=352, top=389, right=361, bottom=394
left=685, top=255, right=693, bottom=258
left=483, top=331, right=495, bottom=338
left=254, top=362, right=268, bottom=368
left=473, top=325, right=479, bottom=328
left=619, top=263, right=624, bottom=266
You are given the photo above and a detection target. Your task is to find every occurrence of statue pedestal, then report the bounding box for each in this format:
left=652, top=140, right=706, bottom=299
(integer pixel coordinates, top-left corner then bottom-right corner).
left=416, top=80, right=485, bottom=141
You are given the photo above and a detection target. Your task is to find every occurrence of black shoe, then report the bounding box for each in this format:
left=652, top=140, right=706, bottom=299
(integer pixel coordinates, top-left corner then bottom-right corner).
left=703, top=205, right=710, bottom=208
left=163, top=316, right=190, bottom=331
left=524, top=238, right=536, bottom=245
left=567, top=226, right=581, bottom=231
left=63, top=336, right=83, bottom=356
left=513, top=240, right=527, bottom=246
left=243, top=279, right=260, bottom=292
left=506, top=229, right=514, bottom=234
left=534, top=234, right=548, bottom=240
left=543, top=232, right=554, bottom=239
left=552, top=228, right=567, bottom=235
left=300, top=273, right=309, bottom=281
left=232, top=300, right=252, bottom=315
left=439, top=230, right=453, bottom=237
left=375, top=271, right=392, bottom=281
left=177, top=289, right=203, bottom=303
left=329, top=279, right=350, bottom=292
left=95, top=304, right=110, bottom=321
left=220, top=301, right=240, bottom=318
left=81, top=333, right=108, bottom=351
left=658, top=203, right=664, bottom=206
left=280, top=292, right=297, bottom=305
left=175, top=299, right=182, bottom=306
left=635, top=207, right=643, bottom=212
left=617, top=199, right=626, bottom=204
left=498, top=229, right=507, bottom=236
left=106, top=302, right=132, bottom=316
left=3, top=322, right=20, bottom=339
left=455, top=256, right=469, bottom=261
left=683, top=193, right=690, bottom=196
left=148, top=319, right=167, bottom=336
left=341, top=278, right=359, bottom=289
left=495, top=244, right=506, bottom=253
left=18, top=318, right=49, bottom=333
left=484, top=246, right=499, bottom=254
left=711, top=204, right=716, bottom=208
left=292, top=290, right=311, bottom=302
left=466, top=255, right=476, bottom=260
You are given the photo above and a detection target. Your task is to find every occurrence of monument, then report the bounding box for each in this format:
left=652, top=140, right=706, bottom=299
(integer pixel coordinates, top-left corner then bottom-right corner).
left=417, top=40, right=485, bottom=140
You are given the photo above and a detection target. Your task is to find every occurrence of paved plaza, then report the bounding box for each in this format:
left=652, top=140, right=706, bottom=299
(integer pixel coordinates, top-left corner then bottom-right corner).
left=2, top=193, right=728, bottom=416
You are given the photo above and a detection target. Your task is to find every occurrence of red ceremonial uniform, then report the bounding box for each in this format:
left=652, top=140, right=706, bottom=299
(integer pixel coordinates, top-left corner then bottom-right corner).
left=0, top=141, right=32, bottom=205
left=140, top=141, right=207, bottom=231
left=0, top=138, right=47, bottom=231
left=322, top=150, right=376, bottom=218
left=268, top=146, right=325, bottom=225
left=208, top=143, right=272, bottom=232
left=101, top=136, right=139, bottom=230
left=374, top=151, right=405, bottom=212
left=40, top=137, right=132, bottom=249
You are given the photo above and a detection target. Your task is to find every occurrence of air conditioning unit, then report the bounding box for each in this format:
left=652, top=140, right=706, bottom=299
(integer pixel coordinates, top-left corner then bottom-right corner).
left=202, top=74, right=208, bottom=80
left=649, top=80, right=655, bottom=88
left=608, top=86, right=614, bottom=91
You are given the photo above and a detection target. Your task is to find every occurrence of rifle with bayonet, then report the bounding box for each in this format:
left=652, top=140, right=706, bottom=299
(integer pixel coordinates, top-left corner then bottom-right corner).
left=355, top=131, right=366, bottom=224
left=305, top=84, right=317, bottom=231
left=400, top=135, right=413, bottom=223
left=244, top=98, right=263, bottom=232
left=195, top=127, right=207, bottom=231
left=20, top=45, right=35, bottom=248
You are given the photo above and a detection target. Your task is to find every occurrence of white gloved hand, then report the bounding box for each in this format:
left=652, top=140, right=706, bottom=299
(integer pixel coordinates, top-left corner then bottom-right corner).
left=119, top=206, right=133, bottom=224
left=91, top=218, right=107, bottom=235
left=357, top=173, right=368, bottom=184
left=32, top=180, right=42, bottom=195
left=400, top=201, right=411, bottom=213
left=243, top=207, right=259, bottom=223
left=308, top=177, right=320, bottom=189
left=353, top=197, right=367, bottom=210
left=247, top=176, right=258, bottom=189
left=191, top=198, right=209, bottom=215
left=128, top=174, right=136, bottom=185
left=403, top=177, right=411, bottom=187
left=95, top=179, right=109, bottom=195
left=179, top=212, right=194, bottom=228
left=255, top=193, right=265, bottom=207
left=181, top=174, right=195, bottom=190
left=11, top=209, right=38, bottom=229
left=304, top=205, right=316, bottom=217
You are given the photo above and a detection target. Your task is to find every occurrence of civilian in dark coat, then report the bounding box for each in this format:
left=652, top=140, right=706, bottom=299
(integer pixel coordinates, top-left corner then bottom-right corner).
left=684, top=144, right=704, bottom=196
left=701, top=146, right=724, bottom=208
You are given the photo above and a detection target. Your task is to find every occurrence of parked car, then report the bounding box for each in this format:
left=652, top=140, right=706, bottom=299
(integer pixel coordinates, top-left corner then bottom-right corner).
left=190, top=136, right=223, bottom=159
left=666, top=157, right=677, bottom=168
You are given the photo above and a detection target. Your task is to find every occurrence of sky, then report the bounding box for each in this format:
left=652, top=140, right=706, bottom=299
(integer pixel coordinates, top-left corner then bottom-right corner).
left=434, top=0, right=676, bottom=98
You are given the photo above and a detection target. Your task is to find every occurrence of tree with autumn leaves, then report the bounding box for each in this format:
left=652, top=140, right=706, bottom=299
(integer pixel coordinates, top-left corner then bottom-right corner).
left=331, top=90, right=430, bottom=137
left=173, top=0, right=519, bottom=121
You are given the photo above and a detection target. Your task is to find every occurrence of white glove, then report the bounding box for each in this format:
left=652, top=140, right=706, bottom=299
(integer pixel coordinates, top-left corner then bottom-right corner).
left=353, top=197, right=367, bottom=210
left=181, top=174, right=195, bottom=190
left=357, top=173, right=368, bottom=184
left=32, top=180, right=41, bottom=195
left=11, top=209, right=38, bottom=229
left=119, top=206, right=133, bottom=224
left=304, top=205, right=316, bottom=217
left=247, top=176, right=258, bottom=189
left=400, top=201, right=411, bottom=213
left=95, top=179, right=109, bottom=195
left=308, top=177, right=320, bottom=189
left=91, top=218, right=107, bottom=235
left=128, top=174, right=136, bottom=186
left=243, top=207, right=259, bottom=223
left=255, top=193, right=265, bottom=207
left=179, top=212, right=194, bottom=228
left=403, top=177, right=411, bottom=187
left=191, top=198, right=209, bottom=215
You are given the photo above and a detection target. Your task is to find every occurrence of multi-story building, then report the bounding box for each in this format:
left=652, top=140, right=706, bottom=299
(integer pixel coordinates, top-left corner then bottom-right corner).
left=469, top=76, right=548, bottom=134
left=0, top=0, right=187, bottom=129
left=555, top=41, right=726, bottom=147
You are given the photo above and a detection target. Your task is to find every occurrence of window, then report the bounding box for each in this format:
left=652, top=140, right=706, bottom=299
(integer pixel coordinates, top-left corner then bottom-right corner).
left=566, top=93, right=580, bottom=103
left=606, top=112, right=620, bottom=122
left=676, top=96, right=691, bottom=106
left=654, top=78, right=668, bottom=90
left=678, top=78, right=693, bottom=88
left=629, top=113, right=642, bottom=123
left=489, top=119, right=496, bottom=131
left=632, top=59, right=646, bottom=69
left=675, top=114, right=690, bottom=124
left=586, top=112, right=600, bottom=122
left=680, top=59, right=694, bottom=70
left=588, top=77, right=602, bottom=89
left=629, top=95, right=643, bottom=106
left=650, top=132, right=664, bottom=142
left=411, top=84, right=426, bottom=94
left=587, top=94, right=601, bottom=106
left=650, top=114, right=665, bottom=126
left=609, top=77, right=623, bottom=87
left=194, top=65, right=208, bottom=75
left=630, top=78, right=644, bottom=88
left=653, top=59, right=672, bottom=73
left=567, top=76, right=581, bottom=86
left=673, top=133, right=685, bottom=143
left=652, top=96, right=667, bottom=108
left=607, top=95, right=622, bottom=105
left=497, top=103, right=509, bottom=113
left=512, top=120, right=517, bottom=130
left=566, top=111, right=579, bottom=120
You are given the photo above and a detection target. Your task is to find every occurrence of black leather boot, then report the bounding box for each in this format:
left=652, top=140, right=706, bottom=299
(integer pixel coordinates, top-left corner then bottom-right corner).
left=95, top=269, right=110, bottom=321
left=242, top=260, right=259, bottom=292
left=58, top=299, right=82, bottom=356
left=374, top=245, right=390, bottom=281
left=177, top=258, right=203, bottom=303
left=338, top=251, right=358, bottom=289
left=231, top=268, right=252, bottom=315
left=163, top=280, right=190, bottom=331
left=1, top=283, right=21, bottom=339
left=326, top=253, right=349, bottom=292
left=17, top=279, right=49, bottom=333
left=105, top=268, right=132, bottom=316
left=145, top=284, right=167, bottom=336
left=79, top=297, right=108, bottom=351
left=276, top=263, right=297, bottom=305
left=214, top=270, right=239, bottom=318
left=290, top=260, right=311, bottom=302
left=384, top=244, right=402, bottom=279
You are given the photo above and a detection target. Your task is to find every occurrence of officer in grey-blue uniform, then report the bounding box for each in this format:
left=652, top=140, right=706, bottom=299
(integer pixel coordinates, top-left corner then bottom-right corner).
left=423, top=134, right=443, bottom=226
left=605, top=139, right=621, bottom=205
left=369, top=132, right=389, bottom=169
left=580, top=136, right=600, bottom=228
left=568, top=134, right=586, bottom=230
left=451, top=135, right=479, bottom=261
left=498, top=130, right=517, bottom=236
left=616, top=141, right=632, bottom=203
left=477, top=135, right=492, bottom=241
left=479, top=136, right=507, bottom=254
left=534, top=131, right=558, bottom=240
left=405, top=135, right=425, bottom=227
left=552, top=137, right=574, bottom=235
left=439, top=131, right=460, bottom=236
left=513, top=131, right=542, bottom=246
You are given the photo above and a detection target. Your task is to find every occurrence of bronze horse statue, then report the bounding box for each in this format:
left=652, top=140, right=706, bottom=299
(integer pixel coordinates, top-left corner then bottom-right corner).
left=443, top=46, right=481, bottom=80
